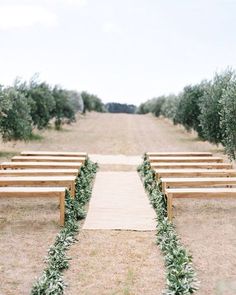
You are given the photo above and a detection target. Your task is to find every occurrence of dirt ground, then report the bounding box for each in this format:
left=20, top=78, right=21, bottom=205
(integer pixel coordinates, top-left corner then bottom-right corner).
left=0, top=112, right=236, bottom=295
left=64, top=231, right=164, bottom=295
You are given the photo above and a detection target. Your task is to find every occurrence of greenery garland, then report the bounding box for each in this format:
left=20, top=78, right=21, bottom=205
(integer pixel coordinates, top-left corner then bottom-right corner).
left=138, top=155, right=199, bottom=295
left=31, top=158, right=98, bottom=295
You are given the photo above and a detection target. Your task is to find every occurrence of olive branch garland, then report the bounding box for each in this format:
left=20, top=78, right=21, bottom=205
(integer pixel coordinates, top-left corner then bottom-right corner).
left=138, top=155, right=199, bottom=295
left=31, top=159, right=98, bottom=295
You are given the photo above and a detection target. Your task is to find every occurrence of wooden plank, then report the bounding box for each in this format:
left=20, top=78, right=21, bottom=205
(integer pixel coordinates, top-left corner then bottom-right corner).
left=21, top=151, right=87, bottom=157
left=166, top=187, right=236, bottom=197
left=0, top=176, right=76, bottom=197
left=155, top=169, right=236, bottom=179
left=0, top=169, right=79, bottom=176
left=151, top=162, right=232, bottom=169
left=161, top=177, right=236, bottom=193
left=12, top=156, right=85, bottom=163
left=165, top=187, right=236, bottom=221
left=1, top=162, right=82, bottom=170
left=149, top=156, right=223, bottom=163
left=0, top=187, right=66, bottom=226
left=147, top=152, right=213, bottom=157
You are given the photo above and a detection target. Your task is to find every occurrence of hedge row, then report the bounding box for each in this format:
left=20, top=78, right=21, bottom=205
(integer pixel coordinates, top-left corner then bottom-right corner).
left=0, top=77, right=105, bottom=141
left=137, top=69, right=236, bottom=159
left=138, top=156, right=199, bottom=295
left=31, top=158, right=98, bottom=295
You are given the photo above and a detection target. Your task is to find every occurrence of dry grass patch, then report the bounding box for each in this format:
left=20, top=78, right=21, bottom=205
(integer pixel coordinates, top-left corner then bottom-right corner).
left=64, top=230, right=165, bottom=295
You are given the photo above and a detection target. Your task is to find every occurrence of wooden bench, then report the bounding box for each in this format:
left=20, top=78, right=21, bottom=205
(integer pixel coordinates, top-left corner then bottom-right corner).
left=0, top=176, right=77, bottom=197
left=147, top=152, right=213, bottom=157
left=155, top=169, right=236, bottom=180
left=0, top=169, right=79, bottom=177
left=12, top=156, right=85, bottom=163
left=1, top=162, right=82, bottom=170
left=21, top=151, right=87, bottom=158
left=165, top=188, right=236, bottom=221
left=0, top=187, right=66, bottom=225
left=151, top=162, right=232, bottom=169
left=149, top=156, right=223, bottom=163
left=161, top=177, right=236, bottom=193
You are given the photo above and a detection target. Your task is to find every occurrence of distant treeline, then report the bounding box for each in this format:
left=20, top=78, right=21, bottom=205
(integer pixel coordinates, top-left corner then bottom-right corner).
left=105, top=102, right=137, bottom=113
left=137, top=68, right=236, bottom=160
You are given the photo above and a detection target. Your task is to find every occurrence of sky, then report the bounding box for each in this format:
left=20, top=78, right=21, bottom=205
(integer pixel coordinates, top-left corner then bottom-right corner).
left=0, top=0, right=236, bottom=105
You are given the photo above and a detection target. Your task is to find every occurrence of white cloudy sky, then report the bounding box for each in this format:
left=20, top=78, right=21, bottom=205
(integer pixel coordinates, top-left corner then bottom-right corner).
left=0, top=0, right=236, bottom=104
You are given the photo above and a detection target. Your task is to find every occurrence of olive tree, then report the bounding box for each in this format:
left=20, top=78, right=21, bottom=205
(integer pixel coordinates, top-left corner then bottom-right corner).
left=0, top=87, right=32, bottom=141
left=219, top=76, right=236, bottom=159
left=174, top=83, right=207, bottom=138
left=81, top=91, right=105, bottom=113
left=28, top=80, right=55, bottom=129
left=52, top=86, right=76, bottom=130
left=160, top=94, right=179, bottom=120
left=199, top=70, right=234, bottom=144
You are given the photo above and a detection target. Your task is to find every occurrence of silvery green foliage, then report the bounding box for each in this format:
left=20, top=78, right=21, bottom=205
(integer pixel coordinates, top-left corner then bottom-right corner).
left=31, top=159, right=98, bottom=295
left=138, top=157, right=199, bottom=295
left=199, top=70, right=234, bottom=145
left=81, top=91, right=105, bottom=113
left=174, top=82, right=208, bottom=138
left=219, top=79, right=236, bottom=159
left=160, top=95, right=179, bottom=120
left=0, top=87, right=33, bottom=141
left=67, top=91, right=84, bottom=113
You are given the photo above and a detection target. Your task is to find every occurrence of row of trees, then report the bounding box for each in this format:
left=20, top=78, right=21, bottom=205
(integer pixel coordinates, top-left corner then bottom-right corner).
left=0, top=77, right=105, bottom=141
left=105, top=102, right=137, bottom=113
left=137, top=69, right=236, bottom=159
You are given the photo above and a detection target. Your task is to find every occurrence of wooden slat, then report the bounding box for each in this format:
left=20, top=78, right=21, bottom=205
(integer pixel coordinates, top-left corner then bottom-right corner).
left=161, top=177, right=236, bottom=193
left=12, top=156, right=85, bottom=163
left=151, top=162, right=232, bottom=169
left=0, top=187, right=66, bottom=225
left=166, top=187, right=236, bottom=221
left=149, top=156, right=223, bottom=163
left=155, top=169, right=236, bottom=179
left=0, top=176, right=76, bottom=196
left=21, top=151, right=87, bottom=157
left=147, top=152, right=213, bottom=157
left=166, top=187, right=236, bottom=197
left=1, top=162, right=82, bottom=170
left=0, top=169, right=79, bottom=176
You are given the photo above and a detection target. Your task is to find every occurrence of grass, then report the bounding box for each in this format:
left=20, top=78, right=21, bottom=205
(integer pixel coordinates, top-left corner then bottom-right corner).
left=0, top=151, right=18, bottom=158
left=28, top=133, right=44, bottom=141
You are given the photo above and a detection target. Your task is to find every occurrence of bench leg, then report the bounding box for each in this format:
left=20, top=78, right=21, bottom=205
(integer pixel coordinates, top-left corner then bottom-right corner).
left=167, top=194, right=173, bottom=222
left=162, top=182, right=167, bottom=194
left=70, top=182, right=75, bottom=198
left=60, top=192, right=65, bottom=226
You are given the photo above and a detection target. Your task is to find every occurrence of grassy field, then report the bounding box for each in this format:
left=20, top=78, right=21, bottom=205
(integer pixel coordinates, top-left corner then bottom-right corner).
left=0, top=112, right=235, bottom=295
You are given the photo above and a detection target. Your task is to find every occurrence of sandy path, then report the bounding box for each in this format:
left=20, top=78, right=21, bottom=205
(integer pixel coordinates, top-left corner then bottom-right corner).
left=0, top=112, right=235, bottom=294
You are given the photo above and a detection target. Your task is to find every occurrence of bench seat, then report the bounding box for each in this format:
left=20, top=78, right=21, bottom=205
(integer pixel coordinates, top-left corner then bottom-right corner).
left=161, top=177, right=236, bottom=193
left=0, top=169, right=79, bottom=176
left=165, top=187, right=236, bottom=221
left=1, top=162, right=82, bottom=170
left=12, top=156, right=85, bottom=163
left=21, top=151, right=87, bottom=158
left=149, top=156, right=223, bottom=163
left=151, top=162, right=232, bottom=169
left=155, top=169, right=236, bottom=180
left=147, top=152, right=213, bottom=157
left=0, top=176, right=77, bottom=196
left=0, top=187, right=66, bottom=225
